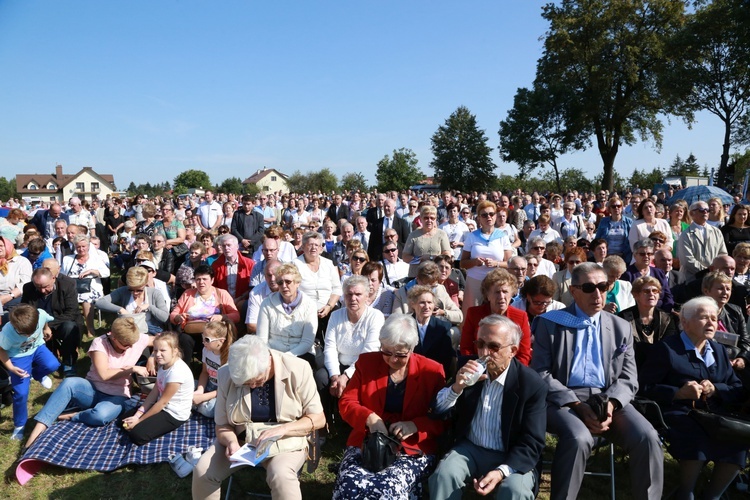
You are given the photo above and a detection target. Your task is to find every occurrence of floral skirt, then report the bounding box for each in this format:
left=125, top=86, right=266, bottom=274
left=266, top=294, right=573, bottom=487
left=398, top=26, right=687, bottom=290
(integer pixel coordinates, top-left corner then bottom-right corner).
left=332, top=446, right=435, bottom=500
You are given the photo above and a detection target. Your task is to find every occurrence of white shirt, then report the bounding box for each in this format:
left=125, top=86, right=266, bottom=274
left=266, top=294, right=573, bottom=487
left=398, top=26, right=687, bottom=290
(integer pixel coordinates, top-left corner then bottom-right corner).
left=323, top=306, right=384, bottom=379
left=197, top=201, right=222, bottom=229
left=156, top=358, right=194, bottom=421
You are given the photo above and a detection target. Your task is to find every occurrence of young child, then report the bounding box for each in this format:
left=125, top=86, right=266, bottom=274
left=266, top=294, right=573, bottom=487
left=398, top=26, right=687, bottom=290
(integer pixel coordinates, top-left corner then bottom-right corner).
left=0, top=304, right=60, bottom=440
left=192, top=320, right=236, bottom=418
left=122, top=332, right=193, bottom=445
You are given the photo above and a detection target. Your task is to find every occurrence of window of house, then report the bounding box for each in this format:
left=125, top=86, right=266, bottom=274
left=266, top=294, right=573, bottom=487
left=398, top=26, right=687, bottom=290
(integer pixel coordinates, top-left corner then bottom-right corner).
left=76, top=182, right=85, bottom=191
left=29, top=184, right=37, bottom=190
left=47, top=183, right=57, bottom=189
left=271, top=176, right=277, bottom=181
left=91, top=182, right=100, bottom=191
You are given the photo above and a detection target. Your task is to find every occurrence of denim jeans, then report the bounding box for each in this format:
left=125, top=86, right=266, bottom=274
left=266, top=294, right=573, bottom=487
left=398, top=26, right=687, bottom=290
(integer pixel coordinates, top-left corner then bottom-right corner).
left=34, top=376, right=128, bottom=428
left=10, top=345, right=60, bottom=427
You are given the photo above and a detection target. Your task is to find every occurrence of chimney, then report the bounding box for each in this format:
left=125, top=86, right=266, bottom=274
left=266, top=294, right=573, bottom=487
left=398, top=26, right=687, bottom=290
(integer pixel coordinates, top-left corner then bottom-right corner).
left=55, top=164, right=63, bottom=179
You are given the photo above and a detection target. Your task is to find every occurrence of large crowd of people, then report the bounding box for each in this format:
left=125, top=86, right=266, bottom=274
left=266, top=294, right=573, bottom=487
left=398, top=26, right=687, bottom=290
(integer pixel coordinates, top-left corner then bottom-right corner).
left=0, top=184, right=749, bottom=498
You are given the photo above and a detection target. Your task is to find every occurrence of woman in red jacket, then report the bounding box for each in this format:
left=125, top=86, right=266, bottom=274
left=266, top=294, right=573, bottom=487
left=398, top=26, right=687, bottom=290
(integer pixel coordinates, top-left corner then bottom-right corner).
left=459, top=268, right=532, bottom=365
left=333, top=314, right=447, bottom=499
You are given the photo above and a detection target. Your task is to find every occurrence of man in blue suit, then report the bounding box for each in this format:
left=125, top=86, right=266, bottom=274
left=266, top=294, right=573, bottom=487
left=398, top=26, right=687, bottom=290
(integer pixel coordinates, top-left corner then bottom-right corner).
left=29, top=203, right=69, bottom=240
left=429, top=315, right=547, bottom=499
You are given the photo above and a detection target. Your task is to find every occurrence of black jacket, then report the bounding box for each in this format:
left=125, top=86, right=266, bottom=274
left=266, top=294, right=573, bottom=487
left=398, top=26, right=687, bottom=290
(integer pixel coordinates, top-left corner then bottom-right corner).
left=231, top=209, right=265, bottom=255
left=21, top=274, right=80, bottom=327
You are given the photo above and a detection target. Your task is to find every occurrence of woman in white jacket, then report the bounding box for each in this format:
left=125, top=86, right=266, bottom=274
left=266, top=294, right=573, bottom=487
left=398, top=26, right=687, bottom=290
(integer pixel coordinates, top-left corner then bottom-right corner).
left=255, top=263, right=318, bottom=368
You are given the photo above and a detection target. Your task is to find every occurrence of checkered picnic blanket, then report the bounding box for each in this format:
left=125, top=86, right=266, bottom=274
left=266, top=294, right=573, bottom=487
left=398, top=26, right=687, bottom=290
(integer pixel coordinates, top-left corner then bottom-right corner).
left=18, top=410, right=215, bottom=474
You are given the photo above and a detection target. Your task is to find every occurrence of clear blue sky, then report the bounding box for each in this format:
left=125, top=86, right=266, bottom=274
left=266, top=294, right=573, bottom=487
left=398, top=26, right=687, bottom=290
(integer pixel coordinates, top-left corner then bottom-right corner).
left=0, top=0, right=728, bottom=190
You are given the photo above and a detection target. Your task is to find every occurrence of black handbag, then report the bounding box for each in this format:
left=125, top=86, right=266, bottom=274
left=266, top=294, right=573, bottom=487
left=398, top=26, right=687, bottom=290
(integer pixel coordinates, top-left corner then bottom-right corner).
left=76, top=278, right=92, bottom=294
left=172, top=242, right=189, bottom=258
left=361, top=431, right=401, bottom=473
left=689, top=406, right=750, bottom=447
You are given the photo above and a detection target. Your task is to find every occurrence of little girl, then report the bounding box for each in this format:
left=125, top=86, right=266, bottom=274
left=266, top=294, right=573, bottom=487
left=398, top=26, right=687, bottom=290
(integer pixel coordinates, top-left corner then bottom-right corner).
left=192, top=320, right=236, bottom=418
left=122, top=332, right=193, bottom=445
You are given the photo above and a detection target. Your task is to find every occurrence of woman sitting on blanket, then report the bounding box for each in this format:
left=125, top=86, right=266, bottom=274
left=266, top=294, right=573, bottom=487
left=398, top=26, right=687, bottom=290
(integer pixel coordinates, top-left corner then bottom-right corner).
left=122, top=331, right=194, bottom=445
left=24, top=317, right=156, bottom=450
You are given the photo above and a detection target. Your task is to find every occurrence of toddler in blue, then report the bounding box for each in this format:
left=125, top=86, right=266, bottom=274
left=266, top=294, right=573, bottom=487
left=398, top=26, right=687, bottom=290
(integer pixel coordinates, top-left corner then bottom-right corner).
left=0, top=304, right=60, bottom=440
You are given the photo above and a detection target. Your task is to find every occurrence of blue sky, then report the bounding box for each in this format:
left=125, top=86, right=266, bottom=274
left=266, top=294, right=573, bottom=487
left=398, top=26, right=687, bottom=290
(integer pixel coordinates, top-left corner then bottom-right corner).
left=0, top=1, right=729, bottom=190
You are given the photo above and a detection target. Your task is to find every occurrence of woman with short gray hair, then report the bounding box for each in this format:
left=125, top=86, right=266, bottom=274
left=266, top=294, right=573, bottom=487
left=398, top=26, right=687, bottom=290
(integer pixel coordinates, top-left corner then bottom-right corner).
left=601, top=255, right=635, bottom=314
left=62, top=233, right=110, bottom=338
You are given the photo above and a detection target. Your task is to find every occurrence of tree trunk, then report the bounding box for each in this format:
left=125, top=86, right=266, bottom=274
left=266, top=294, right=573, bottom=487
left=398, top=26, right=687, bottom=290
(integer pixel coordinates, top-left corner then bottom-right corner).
left=552, top=159, right=562, bottom=193
left=596, top=132, right=619, bottom=193
left=718, top=118, right=731, bottom=187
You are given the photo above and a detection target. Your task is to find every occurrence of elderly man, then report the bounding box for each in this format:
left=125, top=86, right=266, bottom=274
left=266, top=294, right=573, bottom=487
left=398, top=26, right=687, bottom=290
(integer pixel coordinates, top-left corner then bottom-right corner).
left=653, top=248, right=678, bottom=288
left=211, top=235, right=254, bottom=315
left=331, top=222, right=355, bottom=269
left=531, top=262, right=663, bottom=500
left=676, top=200, right=728, bottom=284
left=368, top=198, right=410, bottom=261
left=230, top=194, right=265, bottom=257
left=30, top=202, right=70, bottom=240
left=430, top=315, right=547, bottom=499
left=249, top=235, right=280, bottom=288
left=326, top=193, right=351, bottom=230
left=245, top=259, right=281, bottom=334
left=196, top=190, right=222, bottom=233
left=66, top=197, right=95, bottom=235
left=552, top=202, right=585, bottom=240
left=380, top=241, right=409, bottom=286
left=365, top=193, right=386, bottom=231
left=507, top=256, right=528, bottom=306
left=353, top=216, right=370, bottom=251
left=21, top=260, right=81, bottom=378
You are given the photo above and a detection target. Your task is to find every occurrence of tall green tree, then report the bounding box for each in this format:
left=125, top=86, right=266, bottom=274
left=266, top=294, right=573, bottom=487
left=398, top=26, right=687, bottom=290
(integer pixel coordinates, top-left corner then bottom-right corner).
left=536, top=0, right=687, bottom=191
left=0, top=177, right=17, bottom=201
left=285, top=169, right=339, bottom=194
left=498, top=84, right=589, bottom=192
left=375, top=148, right=424, bottom=192
left=340, top=172, right=369, bottom=193
left=173, top=169, right=211, bottom=194
left=216, top=177, right=244, bottom=195
left=665, top=0, right=750, bottom=186
left=430, top=106, right=496, bottom=193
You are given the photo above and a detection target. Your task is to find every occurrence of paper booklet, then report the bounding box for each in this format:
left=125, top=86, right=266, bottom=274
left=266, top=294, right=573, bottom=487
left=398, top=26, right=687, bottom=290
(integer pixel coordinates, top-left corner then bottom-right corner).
left=229, top=436, right=279, bottom=468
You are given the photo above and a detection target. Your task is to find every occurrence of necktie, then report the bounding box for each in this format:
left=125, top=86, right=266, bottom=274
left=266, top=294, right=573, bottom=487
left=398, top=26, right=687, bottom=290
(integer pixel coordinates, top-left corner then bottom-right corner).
left=384, top=217, right=390, bottom=229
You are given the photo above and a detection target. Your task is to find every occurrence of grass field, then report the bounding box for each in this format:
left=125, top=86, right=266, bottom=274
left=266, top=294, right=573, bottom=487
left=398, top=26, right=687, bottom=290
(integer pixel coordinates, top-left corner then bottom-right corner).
left=1, top=320, right=747, bottom=498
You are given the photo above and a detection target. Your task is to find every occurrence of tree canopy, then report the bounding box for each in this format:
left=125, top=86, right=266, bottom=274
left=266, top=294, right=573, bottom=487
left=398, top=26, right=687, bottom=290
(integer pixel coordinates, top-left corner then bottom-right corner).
left=375, top=148, right=424, bottom=192
left=431, top=106, right=496, bottom=193
left=286, top=168, right=339, bottom=194
left=535, top=0, right=687, bottom=191
left=340, top=172, right=369, bottom=193
left=173, top=169, right=211, bottom=194
left=215, top=177, right=244, bottom=195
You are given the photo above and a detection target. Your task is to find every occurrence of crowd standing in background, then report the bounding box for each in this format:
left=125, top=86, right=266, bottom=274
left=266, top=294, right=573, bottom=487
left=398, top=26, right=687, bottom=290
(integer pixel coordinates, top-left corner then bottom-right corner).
left=1, top=182, right=750, bottom=498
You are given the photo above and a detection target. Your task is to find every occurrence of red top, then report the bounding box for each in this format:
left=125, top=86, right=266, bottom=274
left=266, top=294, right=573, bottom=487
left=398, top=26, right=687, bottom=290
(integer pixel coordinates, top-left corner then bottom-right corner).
left=211, top=253, right=254, bottom=300
left=459, top=303, right=532, bottom=365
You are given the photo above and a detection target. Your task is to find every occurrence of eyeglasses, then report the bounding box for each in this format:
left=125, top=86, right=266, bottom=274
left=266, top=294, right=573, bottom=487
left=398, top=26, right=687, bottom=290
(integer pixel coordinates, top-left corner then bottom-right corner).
left=380, top=349, right=410, bottom=359
left=351, top=256, right=367, bottom=263
left=531, top=246, right=545, bottom=251
left=567, top=260, right=582, bottom=265
left=474, top=339, right=513, bottom=353
left=508, top=267, right=527, bottom=272
left=384, top=247, right=398, bottom=253
left=693, top=208, right=710, bottom=213
left=636, top=252, right=654, bottom=257
left=571, top=282, right=608, bottom=293
left=479, top=212, right=496, bottom=218
left=202, top=336, right=223, bottom=344
left=610, top=204, right=622, bottom=209
left=530, top=299, right=552, bottom=307
left=275, top=278, right=295, bottom=286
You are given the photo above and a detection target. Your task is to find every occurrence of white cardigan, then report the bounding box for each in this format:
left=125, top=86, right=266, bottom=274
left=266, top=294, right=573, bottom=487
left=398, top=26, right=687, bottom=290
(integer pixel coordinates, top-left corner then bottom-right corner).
left=0, top=255, right=32, bottom=296
left=256, top=292, right=318, bottom=356
left=323, top=306, right=384, bottom=379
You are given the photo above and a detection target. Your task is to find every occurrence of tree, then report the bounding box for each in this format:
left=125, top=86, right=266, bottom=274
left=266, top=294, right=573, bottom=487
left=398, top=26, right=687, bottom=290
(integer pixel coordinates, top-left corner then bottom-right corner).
left=665, top=0, right=750, bottom=186
left=0, top=177, right=17, bottom=201
left=498, top=84, right=589, bottom=192
left=536, top=0, right=687, bottom=191
left=285, top=169, right=339, bottom=194
left=666, top=153, right=701, bottom=177
left=216, top=177, right=244, bottom=195
left=629, top=167, right=665, bottom=192
left=430, top=106, right=496, bottom=193
left=340, top=172, right=369, bottom=193
left=375, top=148, right=424, bottom=192
left=173, top=169, right=211, bottom=194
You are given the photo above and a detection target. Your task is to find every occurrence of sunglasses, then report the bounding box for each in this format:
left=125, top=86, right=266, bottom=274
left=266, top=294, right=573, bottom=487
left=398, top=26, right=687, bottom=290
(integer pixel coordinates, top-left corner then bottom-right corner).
left=275, top=278, right=295, bottom=286
left=572, top=282, right=608, bottom=293
left=610, top=204, right=622, bottom=209
left=380, top=349, right=410, bottom=359
left=351, top=256, right=367, bottom=263
left=480, top=212, right=496, bottom=218
left=384, top=248, right=398, bottom=253
left=693, top=208, right=709, bottom=213
left=531, top=246, right=545, bottom=251
left=202, top=336, right=223, bottom=344
left=474, top=339, right=512, bottom=353
left=530, top=299, right=552, bottom=307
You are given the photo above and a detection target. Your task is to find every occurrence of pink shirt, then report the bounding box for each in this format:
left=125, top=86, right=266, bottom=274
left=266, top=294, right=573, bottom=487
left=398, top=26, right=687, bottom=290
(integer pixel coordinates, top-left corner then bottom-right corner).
left=86, top=333, right=150, bottom=397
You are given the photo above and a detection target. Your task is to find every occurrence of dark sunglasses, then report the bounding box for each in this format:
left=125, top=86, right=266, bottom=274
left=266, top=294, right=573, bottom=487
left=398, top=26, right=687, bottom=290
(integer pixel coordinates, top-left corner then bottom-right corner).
left=572, top=282, right=608, bottom=293
left=474, top=339, right=512, bottom=353
left=480, top=212, right=496, bottom=218
left=275, top=278, right=295, bottom=286
left=693, top=208, right=709, bottom=214
left=384, top=248, right=398, bottom=253
left=351, top=256, right=367, bottom=263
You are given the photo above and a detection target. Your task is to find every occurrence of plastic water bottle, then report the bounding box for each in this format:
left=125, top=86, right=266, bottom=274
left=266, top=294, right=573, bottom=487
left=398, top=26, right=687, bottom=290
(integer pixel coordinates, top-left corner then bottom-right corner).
left=463, top=358, right=487, bottom=387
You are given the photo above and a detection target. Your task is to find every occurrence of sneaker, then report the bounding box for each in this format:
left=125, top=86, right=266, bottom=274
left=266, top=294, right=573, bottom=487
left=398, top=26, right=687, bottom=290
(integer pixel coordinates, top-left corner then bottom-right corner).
left=40, top=376, right=53, bottom=389
left=11, top=426, right=24, bottom=440
left=168, top=453, right=193, bottom=478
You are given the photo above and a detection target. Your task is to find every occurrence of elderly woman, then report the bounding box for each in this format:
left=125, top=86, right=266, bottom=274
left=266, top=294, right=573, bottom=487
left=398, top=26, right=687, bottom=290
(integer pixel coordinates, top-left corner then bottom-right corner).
left=362, top=261, right=394, bottom=318
left=621, top=238, right=674, bottom=312
left=333, top=314, right=447, bottom=499
left=95, top=266, right=170, bottom=335
left=594, top=196, right=633, bottom=263
left=617, top=276, right=677, bottom=369
left=192, top=335, right=326, bottom=500
left=392, top=261, right=463, bottom=326
left=460, top=200, right=514, bottom=317
left=406, top=285, right=455, bottom=376
left=320, top=275, right=385, bottom=398
left=459, top=269, right=532, bottom=365
left=180, top=241, right=207, bottom=270
left=551, top=247, right=587, bottom=306
left=256, top=263, right=318, bottom=367
left=62, top=234, right=110, bottom=337
left=733, top=242, right=750, bottom=286
left=0, top=208, right=26, bottom=241
left=434, top=254, right=464, bottom=307
left=517, top=275, right=565, bottom=323
left=628, top=198, right=673, bottom=253
left=23, top=317, right=155, bottom=449
left=150, top=232, right=175, bottom=276
left=524, top=236, right=557, bottom=278
left=439, top=202, right=470, bottom=263
left=640, top=297, right=746, bottom=500
left=402, top=205, right=452, bottom=278
left=293, top=231, right=342, bottom=339
left=104, top=204, right=125, bottom=244
left=601, top=255, right=635, bottom=314
left=701, top=272, right=750, bottom=374
left=155, top=202, right=186, bottom=248
left=0, top=236, right=32, bottom=313
left=722, top=204, right=750, bottom=255
left=170, top=264, right=240, bottom=357
left=135, top=202, right=159, bottom=237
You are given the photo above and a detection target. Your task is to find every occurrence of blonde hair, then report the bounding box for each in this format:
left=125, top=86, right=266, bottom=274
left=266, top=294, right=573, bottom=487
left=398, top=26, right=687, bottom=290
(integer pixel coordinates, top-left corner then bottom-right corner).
left=203, top=320, right=237, bottom=365
left=125, top=266, right=149, bottom=288
left=111, top=317, right=140, bottom=345
left=153, top=332, right=182, bottom=360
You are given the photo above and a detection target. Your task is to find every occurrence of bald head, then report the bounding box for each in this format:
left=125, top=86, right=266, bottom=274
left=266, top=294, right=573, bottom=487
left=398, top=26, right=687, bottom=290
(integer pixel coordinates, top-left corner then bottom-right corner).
left=42, top=258, right=61, bottom=278
left=710, top=255, right=736, bottom=278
